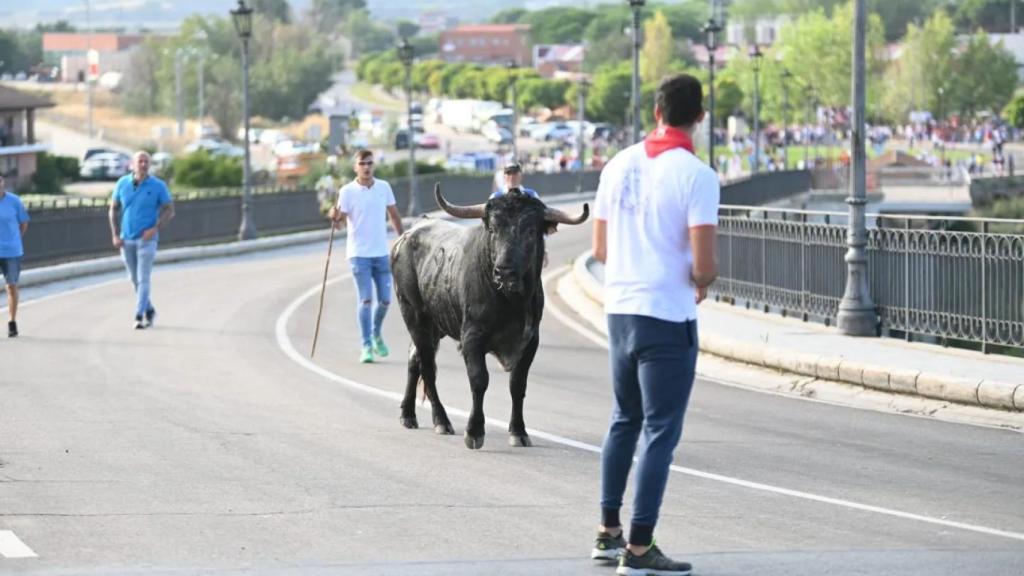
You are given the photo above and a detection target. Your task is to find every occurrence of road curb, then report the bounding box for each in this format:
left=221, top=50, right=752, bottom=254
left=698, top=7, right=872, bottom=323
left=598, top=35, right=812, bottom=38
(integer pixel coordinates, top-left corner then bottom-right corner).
left=568, top=251, right=1022, bottom=413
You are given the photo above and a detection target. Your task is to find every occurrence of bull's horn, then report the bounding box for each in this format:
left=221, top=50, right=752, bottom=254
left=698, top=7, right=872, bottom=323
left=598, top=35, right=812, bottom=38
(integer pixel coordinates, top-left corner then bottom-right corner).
left=544, top=203, right=590, bottom=225
left=434, top=182, right=486, bottom=219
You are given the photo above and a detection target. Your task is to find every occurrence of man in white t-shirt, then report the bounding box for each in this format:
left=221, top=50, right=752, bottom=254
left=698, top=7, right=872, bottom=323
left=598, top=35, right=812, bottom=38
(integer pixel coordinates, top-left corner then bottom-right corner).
left=589, top=74, right=719, bottom=576
left=328, top=150, right=405, bottom=363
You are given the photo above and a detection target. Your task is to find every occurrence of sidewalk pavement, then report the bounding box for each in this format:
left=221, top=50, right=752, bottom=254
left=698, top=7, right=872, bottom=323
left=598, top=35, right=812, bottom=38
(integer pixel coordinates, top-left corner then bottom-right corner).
left=565, top=252, right=1024, bottom=414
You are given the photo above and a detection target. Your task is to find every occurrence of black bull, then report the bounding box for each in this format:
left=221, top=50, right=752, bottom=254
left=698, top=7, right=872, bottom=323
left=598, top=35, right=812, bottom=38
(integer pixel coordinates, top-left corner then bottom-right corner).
left=389, top=184, right=589, bottom=449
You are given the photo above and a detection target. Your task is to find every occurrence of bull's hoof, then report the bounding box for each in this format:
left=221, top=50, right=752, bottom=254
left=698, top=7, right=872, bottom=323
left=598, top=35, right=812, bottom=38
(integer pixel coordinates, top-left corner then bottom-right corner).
left=400, top=416, right=419, bottom=429
left=508, top=434, right=533, bottom=447
left=464, top=432, right=485, bottom=450
left=434, top=423, right=455, bottom=435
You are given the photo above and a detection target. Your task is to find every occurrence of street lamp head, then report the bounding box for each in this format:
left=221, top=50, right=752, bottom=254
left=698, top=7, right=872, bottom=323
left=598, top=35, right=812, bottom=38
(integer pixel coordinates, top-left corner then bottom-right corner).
left=702, top=19, right=722, bottom=51
left=397, top=37, right=414, bottom=67
left=230, top=0, right=253, bottom=40
left=628, top=0, right=646, bottom=8
left=749, top=44, right=764, bottom=72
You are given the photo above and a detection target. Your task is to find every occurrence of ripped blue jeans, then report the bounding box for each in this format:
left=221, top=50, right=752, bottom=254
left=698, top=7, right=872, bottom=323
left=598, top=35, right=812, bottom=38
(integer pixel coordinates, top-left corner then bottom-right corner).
left=350, top=256, right=392, bottom=347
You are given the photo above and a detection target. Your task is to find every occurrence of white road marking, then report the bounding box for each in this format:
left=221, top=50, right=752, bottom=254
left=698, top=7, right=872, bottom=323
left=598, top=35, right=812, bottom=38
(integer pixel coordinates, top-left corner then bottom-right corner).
left=0, top=530, right=37, bottom=558
left=276, top=269, right=1024, bottom=544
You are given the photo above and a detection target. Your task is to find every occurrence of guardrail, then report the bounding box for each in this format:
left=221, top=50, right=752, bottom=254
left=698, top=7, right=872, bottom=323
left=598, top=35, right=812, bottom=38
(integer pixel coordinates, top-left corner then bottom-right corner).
left=713, top=205, right=1024, bottom=352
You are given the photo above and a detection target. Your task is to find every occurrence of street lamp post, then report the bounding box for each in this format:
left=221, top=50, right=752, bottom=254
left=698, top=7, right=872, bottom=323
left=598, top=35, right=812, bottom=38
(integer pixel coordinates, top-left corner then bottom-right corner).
left=750, top=44, right=764, bottom=175
left=937, top=85, right=946, bottom=167
left=398, top=38, right=419, bottom=216
left=837, top=0, right=875, bottom=336
left=576, top=77, right=590, bottom=194
left=174, top=49, right=184, bottom=137
left=804, top=86, right=813, bottom=169
left=231, top=0, right=257, bottom=240
left=628, top=0, right=645, bottom=143
left=781, top=68, right=793, bottom=170
left=703, top=18, right=722, bottom=171
left=507, top=60, right=519, bottom=161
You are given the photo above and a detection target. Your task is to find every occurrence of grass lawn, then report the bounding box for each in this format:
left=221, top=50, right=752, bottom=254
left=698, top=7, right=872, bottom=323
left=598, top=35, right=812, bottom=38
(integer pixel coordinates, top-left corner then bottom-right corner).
left=349, top=83, right=405, bottom=112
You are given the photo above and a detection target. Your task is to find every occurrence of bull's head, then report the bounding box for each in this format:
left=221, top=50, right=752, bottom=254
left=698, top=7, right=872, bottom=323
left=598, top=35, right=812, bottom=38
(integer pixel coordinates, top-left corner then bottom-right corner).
left=434, top=183, right=589, bottom=296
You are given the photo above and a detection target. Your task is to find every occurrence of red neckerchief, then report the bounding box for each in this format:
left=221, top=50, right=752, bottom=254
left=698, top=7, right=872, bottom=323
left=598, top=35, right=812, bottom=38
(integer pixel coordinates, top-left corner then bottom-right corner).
left=644, top=125, right=694, bottom=158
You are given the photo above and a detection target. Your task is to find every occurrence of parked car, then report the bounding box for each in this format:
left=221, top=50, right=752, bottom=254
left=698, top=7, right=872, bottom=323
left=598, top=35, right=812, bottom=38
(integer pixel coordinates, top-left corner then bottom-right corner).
left=395, top=129, right=411, bottom=150
left=185, top=139, right=244, bottom=157
left=79, top=152, right=130, bottom=181
left=415, top=133, right=440, bottom=149
left=82, top=147, right=118, bottom=163
left=482, top=123, right=513, bottom=146
left=535, top=123, right=575, bottom=142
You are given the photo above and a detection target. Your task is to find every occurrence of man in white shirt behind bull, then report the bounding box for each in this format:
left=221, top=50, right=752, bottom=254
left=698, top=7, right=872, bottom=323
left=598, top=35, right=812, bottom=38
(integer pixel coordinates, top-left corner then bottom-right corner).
left=590, top=73, right=719, bottom=576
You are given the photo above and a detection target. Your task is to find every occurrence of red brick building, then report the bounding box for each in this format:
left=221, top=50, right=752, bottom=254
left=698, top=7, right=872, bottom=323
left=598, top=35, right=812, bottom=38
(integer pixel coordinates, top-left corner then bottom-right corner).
left=439, top=24, right=532, bottom=66
left=42, top=33, right=147, bottom=55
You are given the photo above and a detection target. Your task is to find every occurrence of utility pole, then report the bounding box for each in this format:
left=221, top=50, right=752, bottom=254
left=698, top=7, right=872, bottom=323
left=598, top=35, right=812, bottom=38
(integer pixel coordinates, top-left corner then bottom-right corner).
left=85, top=0, right=93, bottom=138
left=576, top=77, right=590, bottom=194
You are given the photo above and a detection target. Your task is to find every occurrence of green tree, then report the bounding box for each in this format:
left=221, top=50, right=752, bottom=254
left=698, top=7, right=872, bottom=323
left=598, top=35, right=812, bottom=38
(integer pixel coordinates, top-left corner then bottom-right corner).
left=397, top=20, right=421, bottom=39
left=948, top=31, right=1019, bottom=118
left=640, top=10, right=674, bottom=84
left=881, top=10, right=956, bottom=123
left=588, top=64, right=633, bottom=124
left=253, top=0, right=291, bottom=23
left=769, top=2, right=885, bottom=116
left=1003, top=94, right=1024, bottom=129
left=121, top=39, right=165, bottom=115
left=516, top=78, right=570, bottom=111
left=491, top=8, right=528, bottom=24
left=343, top=9, right=396, bottom=56
left=522, top=7, right=596, bottom=44
left=311, top=0, right=366, bottom=33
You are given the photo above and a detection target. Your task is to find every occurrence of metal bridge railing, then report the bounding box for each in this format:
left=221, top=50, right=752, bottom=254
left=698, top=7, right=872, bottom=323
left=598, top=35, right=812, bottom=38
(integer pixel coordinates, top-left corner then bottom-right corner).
left=713, top=205, right=1024, bottom=352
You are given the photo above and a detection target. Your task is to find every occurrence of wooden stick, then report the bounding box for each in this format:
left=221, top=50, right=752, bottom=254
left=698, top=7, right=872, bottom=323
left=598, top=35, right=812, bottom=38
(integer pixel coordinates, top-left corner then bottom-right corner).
left=310, top=223, right=337, bottom=358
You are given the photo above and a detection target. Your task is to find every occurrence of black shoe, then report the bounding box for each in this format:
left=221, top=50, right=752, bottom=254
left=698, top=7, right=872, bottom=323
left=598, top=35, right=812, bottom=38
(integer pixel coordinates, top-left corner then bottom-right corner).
left=133, top=315, right=146, bottom=330
left=591, top=529, right=627, bottom=562
left=7, top=321, right=17, bottom=338
left=616, top=544, right=692, bottom=576
left=145, top=308, right=156, bottom=328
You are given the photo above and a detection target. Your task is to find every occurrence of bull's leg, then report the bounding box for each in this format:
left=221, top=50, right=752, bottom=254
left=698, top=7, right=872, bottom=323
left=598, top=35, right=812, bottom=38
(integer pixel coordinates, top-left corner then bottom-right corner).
left=508, top=332, right=539, bottom=447
left=400, top=343, right=421, bottom=429
left=422, top=338, right=454, bottom=435
left=461, top=339, right=489, bottom=450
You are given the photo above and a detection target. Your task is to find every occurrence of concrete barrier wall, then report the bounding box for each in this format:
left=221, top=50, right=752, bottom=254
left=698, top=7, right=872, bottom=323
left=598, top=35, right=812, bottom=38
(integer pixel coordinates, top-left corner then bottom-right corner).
left=22, top=171, right=603, bottom=268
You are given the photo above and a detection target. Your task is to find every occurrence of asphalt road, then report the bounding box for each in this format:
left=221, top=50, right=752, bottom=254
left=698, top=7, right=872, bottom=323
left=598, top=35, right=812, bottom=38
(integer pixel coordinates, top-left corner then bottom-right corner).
left=1, top=217, right=1022, bottom=575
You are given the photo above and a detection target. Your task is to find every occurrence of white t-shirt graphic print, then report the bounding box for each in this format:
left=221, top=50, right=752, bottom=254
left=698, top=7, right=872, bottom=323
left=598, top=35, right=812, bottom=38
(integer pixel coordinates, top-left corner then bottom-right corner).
left=337, top=178, right=397, bottom=259
left=594, top=142, right=720, bottom=323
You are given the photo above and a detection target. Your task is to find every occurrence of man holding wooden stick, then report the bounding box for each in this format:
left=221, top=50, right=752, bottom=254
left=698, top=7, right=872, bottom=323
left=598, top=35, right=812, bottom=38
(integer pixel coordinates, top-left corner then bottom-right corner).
left=326, top=149, right=404, bottom=363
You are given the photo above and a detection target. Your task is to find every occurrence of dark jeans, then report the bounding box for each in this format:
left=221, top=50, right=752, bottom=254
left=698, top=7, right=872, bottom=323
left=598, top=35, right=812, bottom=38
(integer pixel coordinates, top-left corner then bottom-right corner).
left=600, top=314, right=698, bottom=544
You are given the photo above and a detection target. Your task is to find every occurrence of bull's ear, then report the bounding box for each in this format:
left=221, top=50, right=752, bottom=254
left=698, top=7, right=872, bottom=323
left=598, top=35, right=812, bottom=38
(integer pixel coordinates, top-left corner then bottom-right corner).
left=545, top=222, right=559, bottom=235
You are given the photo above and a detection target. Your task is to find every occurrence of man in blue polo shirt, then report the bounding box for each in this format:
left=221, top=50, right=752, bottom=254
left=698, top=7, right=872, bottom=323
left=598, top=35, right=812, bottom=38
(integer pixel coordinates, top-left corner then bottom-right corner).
left=109, top=151, right=175, bottom=330
left=489, top=161, right=539, bottom=200
left=0, top=172, right=30, bottom=338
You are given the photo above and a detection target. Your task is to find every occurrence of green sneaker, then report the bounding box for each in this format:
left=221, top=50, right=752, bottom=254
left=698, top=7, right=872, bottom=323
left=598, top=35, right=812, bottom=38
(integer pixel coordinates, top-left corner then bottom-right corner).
left=591, top=530, right=626, bottom=562
left=372, top=335, right=390, bottom=358
left=616, top=543, right=692, bottom=576
left=359, top=345, right=374, bottom=363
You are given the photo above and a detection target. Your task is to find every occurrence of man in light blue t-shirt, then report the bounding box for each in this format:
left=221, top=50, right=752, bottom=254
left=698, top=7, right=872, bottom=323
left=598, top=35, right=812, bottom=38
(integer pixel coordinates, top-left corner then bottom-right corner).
left=109, top=151, right=175, bottom=330
left=0, top=173, right=29, bottom=338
